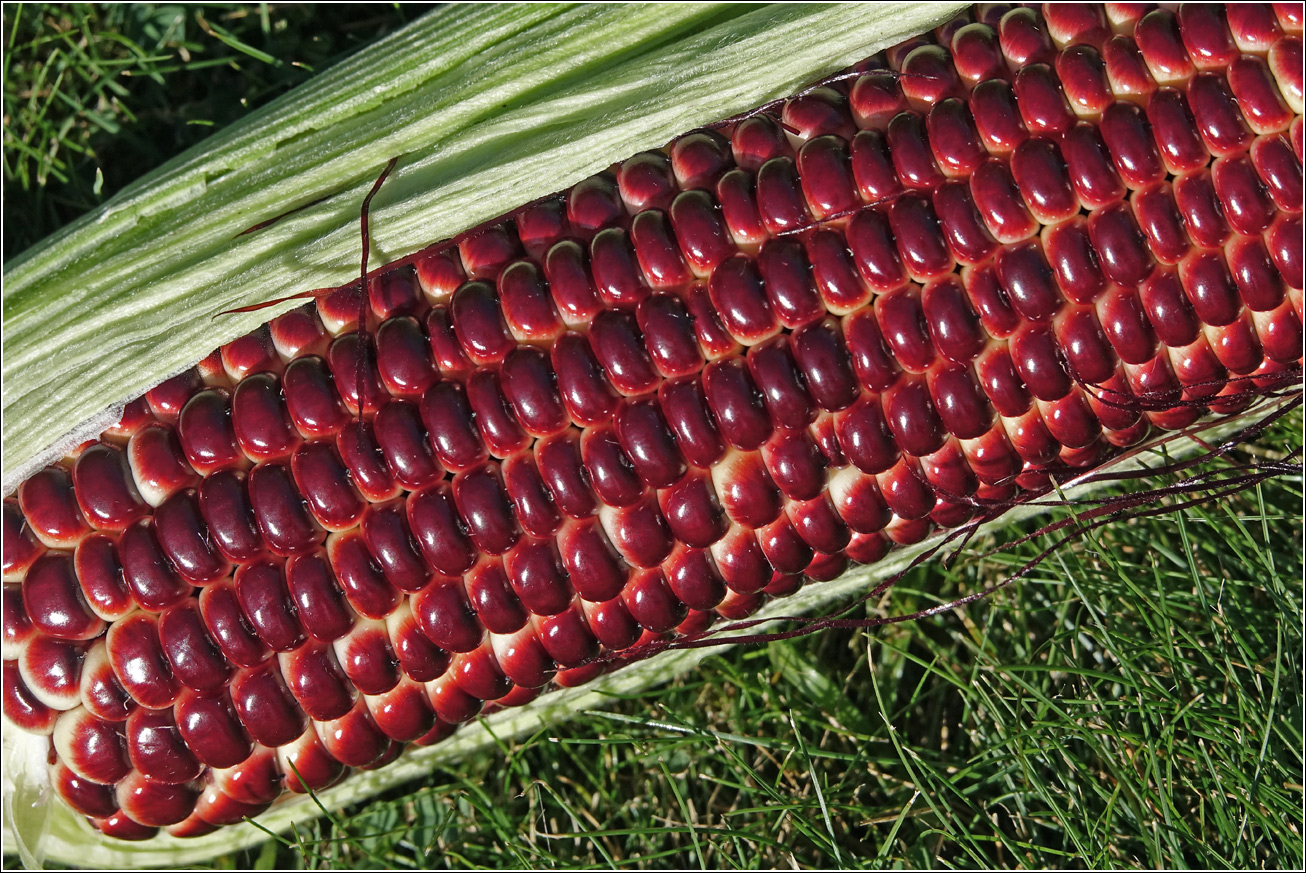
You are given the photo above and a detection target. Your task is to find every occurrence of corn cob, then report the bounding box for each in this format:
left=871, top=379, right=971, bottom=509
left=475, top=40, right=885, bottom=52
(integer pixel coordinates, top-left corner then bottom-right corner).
left=3, top=0, right=1302, bottom=849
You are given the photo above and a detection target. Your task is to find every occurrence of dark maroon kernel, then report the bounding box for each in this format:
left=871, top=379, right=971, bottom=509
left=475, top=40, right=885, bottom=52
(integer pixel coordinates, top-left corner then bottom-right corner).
left=498, top=349, right=567, bottom=440
left=922, top=276, right=987, bottom=364
left=637, top=293, right=704, bottom=380
left=787, top=494, right=851, bottom=555
left=420, top=381, right=489, bottom=473
left=234, top=559, right=306, bottom=652
left=716, top=168, right=769, bottom=250
left=1266, top=212, right=1302, bottom=289
left=286, top=553, right=354, bottom=644
left=504, top=538, right=572, bottom=617
left=20, top=465, right=92, bottom=549
left=900, top=44, right=963, bottom=108
left=19, top=631, right=85, bottom=711
left=1097, top=285, right=1159, bottom=364
left=1180, top=250, right=1243, bottom=326
left=524, top=436, right=590, bottom=524
left=282, top=357, right=351, bottom=440
left=703, top=359, right=773, bottom=451
left=1058, top=44, right=1113, bottom=119
left=782, top=86, right=856, bottom=140
left=1131, top=183, right=1192, bottom=265
left=927, top=98, right=987, bottom=179
left=197, top=470, right=264, bottom=564
left=658, top=468, right=729, bottom=547
left=618, top=151, right=676, bottom=212
left=289, top=441, right=365, bottom=533
left=78, top=641, right=133, bottom=722
left=145, top=369, right=204, bottom=424
left=604, top=495, right=674, bottom=569
left=850, top=128, right=904, bottom=205
left=1147, top=87, right=1210, bottom=175
left=590, top=226, right=651, bottom=308
left=579, top=596, right=639, bottom=651
left=663, top=545, right=726, bottom=610
left=756, top=237, right=824, bottom=329
left=53, top=763, right=120, bottom=817
left=499, top=453, right=561, bottom=540
left=4, top=657, right=58, bottom=733
left=996, top=240, right=1063, bottom=321
left=279, top=642, right=355, bottom=721
left=4, top=499, right=46, bottom=582
left=199, top=580, right=272, bottom=669
left=1009, top=324, right=1073, bottom=401
left=426, top=305, right=475, bottom=375
left=755, top=156, right=811, bottom=234
left=535, top=604, right=599, bottom=669
left=1250, top=134, right=1303, bottom=213
left=2, top=582, right=35, bottom=657
left=1055, top=306, right=1117, bottom=384
left=372, top=400, right=443, bottom=492
left=23, top=553, right=103, bottom=641
left=888, top=111, right=945, bottom=192
left=756, top=514, right=815, bottom=575
left=1227, top=234, right=1288, bottom=311
left=972, top=157, right=1039, bottom=244
left=126, top=707, right=202, bottom=784
left=709, top=255, right=781, bottom=346
left=467, top=370, right=530, bottom=459
left=1188, top=71, right=1254, bottom=156
left=177, top=389, right=245, bottom=476
left=974, top=342, right=1032, bottom=416
left=451, top=281, right=516, bottom=366
left=748, top=340, right=816, bottom=429
left=842, top=307, right=901, bottom=390
left=498, top=261, right=564, bottom=343
left=1213, top=154, right=1277, bottom=235
left=116, top=770, right=199, bottom=827
left=687, top=283, right=742, bottom=361
left=1088, top=203, right=1155, bottom=287
left=1228, top=55, right=1294, bottom=134
left=875, top=289, right=936, bottom=372
left=328, top=531, right=401, bottom=619
left=671, top=129, right=734, bottom=190
left=157, top=600, right=231, bottom=693
left=761, top=427, right=828, bottom=501
left=106, top=611, right=179, bottom=709
left=797, top=135, right=859, bottom=219
left=387, top=606, right=450, bottom=682
left=247, top=462, right=325, bottom=557
left=147, top=492, right=227, bottom=589
left=1012, top=64, right=1075, bottom=137
left=928, top=364, right=994, bottom=439
left=412, top=579, right=482, bottom=654
left=881, top=377, right=947, bottom=457
left=551, top=332, right=620, bottom=426
left=1042, top=218, right=1108, bottom=304
left=891, top=194, right=956, bottom=282
left=621, top=569, right=687, bottom=633
left=658, top=377, right=726, bottom=470
left=970, top=79, right=1029, bottom=156
left=1061, top=121, right=1127, bottom=208
left=579, top=425, right=642, bottom=508
left=118, top=520, right=192, bottom=612
left=464, top=558, right=527, bottom=633
left=933, top=180, right=1001, bottom=264
left=73, top=444, right=149, bottom=532
left=614, top=398, right=688, bottom=489
left=1174, top=170, right=1231, bottom=248
left=554, top=517, right=626, bottom=602
left=790, top=319, right=860, bottom=411
left=710, top=525, right=773, bottom=595
left=375, top=316, right=438, bottom=399
left=834, top=395, right=900, bottom=475
left=227, top=660, right=306, bottom=748
left=712, top=450, right=783, bottom=530
left=632, top=208, right=694, bottom=291
left=336, top=420, right=402, bottom=504
left=459, top=225, right=520, bottom=281
left=52, top=707, right=130, bottom=784
left=808, top=229, right=872, bottom=314
left=731, top=114, right=793, bottom=172
left=332, top=618, right=401, bottom=695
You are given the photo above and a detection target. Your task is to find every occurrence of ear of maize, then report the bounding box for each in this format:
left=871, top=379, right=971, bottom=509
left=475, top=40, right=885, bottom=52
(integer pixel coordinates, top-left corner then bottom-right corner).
left=3, top=1, right=1302, bottom=864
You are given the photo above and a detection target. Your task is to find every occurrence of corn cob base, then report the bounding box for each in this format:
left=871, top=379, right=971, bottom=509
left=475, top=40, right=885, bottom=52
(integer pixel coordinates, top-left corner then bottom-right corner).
left=3, top=0, right=1303, bottom=857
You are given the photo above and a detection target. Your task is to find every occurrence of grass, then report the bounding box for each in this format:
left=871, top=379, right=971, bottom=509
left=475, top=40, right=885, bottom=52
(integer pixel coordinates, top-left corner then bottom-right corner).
left=3, top=4, right=1303, bottom=869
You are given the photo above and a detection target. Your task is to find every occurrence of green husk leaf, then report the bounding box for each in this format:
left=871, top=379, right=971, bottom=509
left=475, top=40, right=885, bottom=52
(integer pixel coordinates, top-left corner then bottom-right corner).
left=2, top=1, right=965, bottom=493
